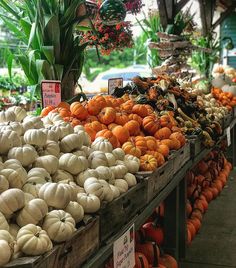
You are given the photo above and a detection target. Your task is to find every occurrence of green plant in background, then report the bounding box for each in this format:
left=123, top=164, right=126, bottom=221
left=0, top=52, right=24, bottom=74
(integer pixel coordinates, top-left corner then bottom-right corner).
left=0, top=0, right=90, bottom=101
left=188, top=35, right=220, bottom=79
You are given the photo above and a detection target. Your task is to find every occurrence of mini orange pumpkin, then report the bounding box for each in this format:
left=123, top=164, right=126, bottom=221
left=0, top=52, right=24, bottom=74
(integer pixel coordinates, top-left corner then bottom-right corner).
left=64, top=117, right=81, bottom=127
left=145, top=136, right=157, bottom=151
left=87, top=99, right=103, bottom=115
left=92, top=95, right=107, bottom=109
left=112, top=125, right=130, bottom=145
left=124, top=120, right=140, bottom=136
left=169, top=138, right=181, bottom=150
left=115, top=112, right=129, bottom=125
left=57, top=102, right=70, bottom=110
left=70, top=102, right=88, bottom=120
left=159, top=114, right=173, bottom=128
left=122, top=141, right=142, bottom=158
left=121, top=100, right=134, bottom=114
left=84, top=125, right=96, bottom=141
left=58, top=108, right=71, bottom=118
left=140, top=154, right=158, bottom=171
left=157, top=144, right=170, bottom=158
left=170, top=132, right=186, bottom=146
left=129, top=113, right=143, bottom=126
left=142, top=115, right=160, bottom=135
left=83, top=115, right=98, bottom=124
left=146, top=151, right=165, bottom=167
left=96, top=129, right=119, bottom=148
left=134, top=136, right=147, bottom=155
left=108, top=123, right=119, bottom=131
left=154, top=127, right=172, bottom=140
left=98, top=107, right=116, bottom=125
left=132, top=104, right=148, bottom=118
left=85, top=121, right=103, bottom=133
left=41, top=106, right=55, bottom=117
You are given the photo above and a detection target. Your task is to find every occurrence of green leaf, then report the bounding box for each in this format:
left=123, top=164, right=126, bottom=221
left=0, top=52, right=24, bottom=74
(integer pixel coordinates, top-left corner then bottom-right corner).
left=7, top=53, right=14, bottom=79
left=18, top=55, right=38, bottom=85
left=20, top=18, right=32, bottom=38
left=0, top=17, right=25, bottom=42
left=36, top=60, right=54, bottom=82
left=28, top=22, right=37, bottom=48
left=54, top=64, right=64, bottom=80
left=42, top=46, right=55, bottom=64
left=0, top=0, right=20, bottom=20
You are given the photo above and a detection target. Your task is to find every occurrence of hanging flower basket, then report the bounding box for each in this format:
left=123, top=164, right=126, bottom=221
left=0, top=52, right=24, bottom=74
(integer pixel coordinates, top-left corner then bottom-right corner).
left=122, top=0, right=143, bottom=14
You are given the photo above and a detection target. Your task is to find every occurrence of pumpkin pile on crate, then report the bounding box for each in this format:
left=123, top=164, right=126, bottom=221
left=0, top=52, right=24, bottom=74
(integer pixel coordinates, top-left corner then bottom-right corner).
left=186, top=150, right=232, bottom=244
left=41, top=95, right=187, bottom=172
left=0, top=106, right=142, bottom=266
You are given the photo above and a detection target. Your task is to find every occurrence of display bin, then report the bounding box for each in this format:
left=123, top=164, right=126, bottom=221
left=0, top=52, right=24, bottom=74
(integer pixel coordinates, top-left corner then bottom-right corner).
left=234, top=107, right=236, bottom=117
left=223, top=111, right=234, bottom=129
left=57, top=216, right=99, bottom=268
left=99, top=181, right=147, bottom=244
left=188, top=134, right=203, bottom=158
left=172, top=143, right=191, bottom=174
left=137, top=159, right=174, bottom=203
left=5, top=245, right=62, bottom=268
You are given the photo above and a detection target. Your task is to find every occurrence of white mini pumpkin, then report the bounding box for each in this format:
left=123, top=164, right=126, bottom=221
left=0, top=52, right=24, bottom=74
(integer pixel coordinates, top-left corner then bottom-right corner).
left=110, top=185, right=120, bottom=199
left=38, top=182, right=71, bottom=209
left=77, top=193, right=100, bottom=213
left=51, top=123, right=74, bottom=139
left=22, top=182, right=42, bottom=197
left=24, top=129, right=47, bottom=147
left=52, top=170, right=74, bottom=183
left=105, top=153, right=116, bottom=166
left=8, top=106, right=27, bottom=122
left=0, top=110, right=16, bottom=122
left=76, top=169, right=99, bottom=187
left=0, top=175, right=9, bottom=193
left=60, top=133, right=83, bottom=153
left=38, top=140, right=60, bottom=157
left=114, top=179, right=129, bottom=194
left=73, top=150, right=87, bottom=157
left=42, top=128, right=59, bottom=142
left=98, top=180, right=114, bottom=202
left=88, top=151, right=108, bottom=168
left=34, top=155, right=59, bottom=175
left=0, top=212, right=9, bottom=231
left=124, top=159, right=140, bottom=173
left=0, top=168, right=27, bottom=189
left=8, top=145, right=38, bottom=167
left=17, top=224, right=52, bottom=255
left=110, top=164, right=128, bottom=179
left=91, top=137, right=113, bottom=153
left=124, top=173, right=137, bottom=187
left=0, top=239, right=12, bottom=266
left=42, top=210, right=76, bottom=242
left=96, top=166, right=115, bottom=181
left=27, top=167, right=52, bottom=184
left=65, top=201, right=84, bottom=223
left=80, top=146, right=94, bottom=157
left=0, top=130, right=15, bottom=154
left=112, top=148, right=125, bottom=160
left=9, top=224, right=20, bottom=239
left=59, top=153, right=86, bottom=175
left=23, top=115, right=44, bottom=129
left=24, top=193, right=35, bottom=203
left=16, top=198, right=48, bottom=227
left=84, top=177, right=104, bottom=200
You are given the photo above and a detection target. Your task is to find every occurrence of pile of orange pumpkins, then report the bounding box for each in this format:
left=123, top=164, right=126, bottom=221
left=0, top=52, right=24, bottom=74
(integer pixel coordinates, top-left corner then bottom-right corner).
left=186, top=150, right=232, bottom=244
left=41, top=95, right=186, bottom=172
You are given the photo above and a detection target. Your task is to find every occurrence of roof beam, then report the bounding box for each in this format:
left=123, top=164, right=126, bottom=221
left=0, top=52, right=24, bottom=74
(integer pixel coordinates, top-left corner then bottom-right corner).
left=212, top=4, right=236, bottom=29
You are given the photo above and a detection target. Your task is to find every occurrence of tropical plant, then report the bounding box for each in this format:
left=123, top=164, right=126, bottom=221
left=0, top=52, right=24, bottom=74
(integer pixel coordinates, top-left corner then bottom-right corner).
left=0, top=0, right=90, bottom=101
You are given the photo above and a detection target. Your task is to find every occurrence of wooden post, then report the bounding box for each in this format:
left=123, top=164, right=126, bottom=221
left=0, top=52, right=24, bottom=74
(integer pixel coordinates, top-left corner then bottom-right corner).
left=198, top=0, right=216, bottom=36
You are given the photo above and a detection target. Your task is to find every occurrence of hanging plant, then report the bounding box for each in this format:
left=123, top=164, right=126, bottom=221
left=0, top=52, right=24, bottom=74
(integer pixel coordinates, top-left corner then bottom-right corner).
left=123, top=0, right=143, bottom=14
left=82, top=20, right=133, bottom=55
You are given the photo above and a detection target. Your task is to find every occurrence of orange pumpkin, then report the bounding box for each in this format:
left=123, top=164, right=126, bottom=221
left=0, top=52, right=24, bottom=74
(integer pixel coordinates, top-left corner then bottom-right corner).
left=92, top=95, right=107, bottom=109
left=144, top=104, right=154, bottom=114
left=129, top=113, right=143, bottom=126
left=40, top=106, right=55, bottom=117
left=124, top=120, right=140, bottom=136
left=145, top=136, right=157, bottom=151
left=108, top=123, right=119, bottom=131
left=159, top=254, right=178, bottom=268
left=87, top=99, right=103, bottom=115
left=84, top=125, right=96, bottom=141
left=159, top=115, right=173, bottom=128
left=64, top=117, right=81, bottom=127
left=58, top=108, right=71, bottom=118
left=96, top=129, right=119, bottom=148
left=83, top=115, right=98, bottom=124
left=136, top=242, right=160, bottom=266
left=146, top=151, right=165, bottom=167
left=131, top=136, right=147, bottom=155
left=140, top=154, right=158, bottom=171
left=112, top=126, right=130, bottom=145
left=85, top=121, right=103, bottom=133
left=114, top=112, right=129, bottom=125
left=98, top=107, right=116, bottom=125
left=154, top=127, right=172, bottom=140
left=156, top=144, right=170, bottom=158
left=170, top=132, right=186, bottom=146
left=134, top=252, right=149, bottom=268
left=57, top=102, right=70, bottom=110
left=122, top=142, right=142, bottom=158
left=132, top=104, right=149, bottom=118
left=70, top=102, right=88, bottom=120
left=121, top=100, right=134, bottom=114
left=142, top=115, right=160, bottom=135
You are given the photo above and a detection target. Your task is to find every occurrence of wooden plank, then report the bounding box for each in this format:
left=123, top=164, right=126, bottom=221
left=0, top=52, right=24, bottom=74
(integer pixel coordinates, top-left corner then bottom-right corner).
left=176, top=0, right=190, bottom=13
left=156, top=0, right=169, bottom=28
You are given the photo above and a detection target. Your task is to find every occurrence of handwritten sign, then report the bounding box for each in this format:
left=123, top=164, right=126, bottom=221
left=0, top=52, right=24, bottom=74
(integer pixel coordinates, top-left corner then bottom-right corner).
left=108, top=78, right=123, bottom=95
left=41, top=80, right=61, bottom=108
left=113, top=224, right=135, bottom=268
left=226, top=127, right=231, bottom=146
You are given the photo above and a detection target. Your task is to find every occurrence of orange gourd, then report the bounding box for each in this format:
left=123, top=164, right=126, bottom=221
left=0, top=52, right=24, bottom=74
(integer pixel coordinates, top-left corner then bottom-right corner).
left=154, top=127, right=172, bottom=140
left=58, top=108, right=71, bottom=118
left=159, top=254, right=178, bottom=268
left=98, top=107, right=116, bottom=125
left=57, top=102, right=70, bottom=110
left=145, top=136, right=157, bottom=151
left=169, top=132, right=186, bottom=146
left=114, top=112, right=129, bottom=125
left=140, top=154, right=158, bottom=171
left=132, top=104, right=149, bottom=118
left=40, top=106, right=55, bottom=117
left=84, top=125, right=96, bottom=141
left=112, top=125, right=130, bottom=145
left=129, top=113, right=143, bottom=126
left=122, top=141, right=142, bottom=158
left=70, top=102, right=88, bottom=120
left=124, top=120, right=140, bottom=136
left=134, top=136, right=147, bottom=155
left=95, top=129, right=119, bottom=148
left=87, top=99, right=103, bottom=115
left=121, top=100, right=134, bottom=114
left=157, top=144, right=170, bottom=158
left=142, top=115, right=160, bottom=135
left=146, top=151, right=165, bottom=167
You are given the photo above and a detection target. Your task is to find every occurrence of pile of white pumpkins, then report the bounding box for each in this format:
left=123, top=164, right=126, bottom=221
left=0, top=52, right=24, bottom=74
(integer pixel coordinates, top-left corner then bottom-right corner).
left=0, top=106, right=140, bottom=266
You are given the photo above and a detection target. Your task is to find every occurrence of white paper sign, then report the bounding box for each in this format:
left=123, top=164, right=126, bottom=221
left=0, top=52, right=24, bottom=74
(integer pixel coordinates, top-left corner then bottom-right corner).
left=227, top=127, right=231, bottom=146
left=113, top=224, right=135, bottom=268
left=41, top=80, right=61, bottom=108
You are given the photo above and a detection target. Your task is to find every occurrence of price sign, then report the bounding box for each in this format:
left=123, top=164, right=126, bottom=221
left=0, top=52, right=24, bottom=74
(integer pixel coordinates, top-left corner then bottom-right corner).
left=41, top=80, right=61, bottom=108
left=108, top=78, right=123, bottom=95
left=227, top=127, right=231, bottom=146
left=113, top=224, right=135, bottom=268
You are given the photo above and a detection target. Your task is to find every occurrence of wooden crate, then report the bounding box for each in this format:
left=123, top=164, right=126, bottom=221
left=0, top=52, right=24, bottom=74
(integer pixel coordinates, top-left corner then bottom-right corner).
left=5, top=245, right=62, bottom=268
left=57, top=216, right=99, bottom=268
left=99, top=181, right=147, bottom=243
left=143, top=159, right=174, bottom=203
left=172, top=143, right=190, bottom=174
left=188, top=135, right=203, bottom=158
left=223, top=112, right=233, bottom=129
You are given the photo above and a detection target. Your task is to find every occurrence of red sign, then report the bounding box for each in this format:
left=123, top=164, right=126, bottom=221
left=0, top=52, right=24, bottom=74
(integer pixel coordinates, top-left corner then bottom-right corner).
left=41, top=80, right=61, bottom=108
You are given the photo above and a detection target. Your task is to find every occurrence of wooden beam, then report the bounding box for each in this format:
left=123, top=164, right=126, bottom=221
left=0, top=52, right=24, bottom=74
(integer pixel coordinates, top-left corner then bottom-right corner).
left=176, top=0, right=190, bottom=14
left=165, top=0, right=175, bottom=20
left=198, top=0, right=208, bottom=36
left=212, top=4, right=236, bottom=29
left=156, top=0, right=169, bottom=29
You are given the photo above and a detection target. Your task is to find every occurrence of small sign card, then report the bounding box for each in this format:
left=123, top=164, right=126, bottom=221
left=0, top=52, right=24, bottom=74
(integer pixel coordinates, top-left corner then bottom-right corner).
left=226, top=127, right=231, bottom=146
left=108, top=78, right=123, bottom=95
left=41, top=80, right=61, bottom=108
left=113, top=224, right=135, bottom=268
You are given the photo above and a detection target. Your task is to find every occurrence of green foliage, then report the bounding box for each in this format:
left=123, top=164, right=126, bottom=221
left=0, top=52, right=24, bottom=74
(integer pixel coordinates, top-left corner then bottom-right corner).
left=0, top=0, right=89, bottom=100
left=0, top=73, right=27, bottom=90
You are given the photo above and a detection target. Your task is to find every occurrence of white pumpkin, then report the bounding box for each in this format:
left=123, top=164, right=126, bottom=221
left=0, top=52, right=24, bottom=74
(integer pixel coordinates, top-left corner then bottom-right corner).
left=16, top=198, right=48, bottom=227
left=65, top=201, right=84, bottom=223
left=60, top=133, right=83, bottom=153
left=77, top=193, right=100, bottom=213
left=38, top=182, right=71, bottom=209
left=42, top=128, right=59, bottom=142
left=22, top=182, right=42, bottom=197
left=0, top=130, right=15, bottom=154
left=76, top=130, right=91, bottom=146
left=105, top=153, right=116, bottom=166
left=0, top=239, right=12, bottom=266
left=88, top=151, right=108, bottom=168
left=38, top=140, right=60, bottom=157
left=24, top=193, right=35, bottom=203
left=22, top=120, right=35, bottom=133
left=0, top=189, right=25, bottom=217
left=9, top=224, right=20, bottom=239
left=0, top=230, right=14, bottom=248
left=76, top=169, right=99, bottom=187
left=51, top=123, right=74, bottom=139
left=96, top=166, right=115, bottom=181
left=98, top=180, right=114, bottom=202
left=24, top=129, right=47, bottom=147
left=0, top=212, right=9, bottom=231
left=74, top=125, right=85, bottom=132
left=124, top=173, right=137, bottom=187
left=0, top=175, right=9, bottom=193
left=124, top=154, right=140, bottom=163
left=114, top=179, right=129, bottom=194
left=110, top=185, right=120, bottom=199
left=8, top=106, right=27, bottom=121
left=0, top=168, right=27, bottom=189
left=9, top=122, right=24, bottom=136
left=8, top=145, right=38, bottom=167
left=34, top=155, right=59, bottom=175
left=17, top=224, right=52, bottom=256
left=23, top=115, right=44, bottom=129
left=42, top=210, right=76, bottom=242
left=80, top=146, right=94, bottom=157
left=110, top=164, right=128, bottom=179
left=59, top=153, right=86, bottom=175
left=73, top=150, right=87, bottom=157
left=43, top=112, right=62, bottom=125
left=112, top=148, right=125, bottom=160
left=27, top=167, right=52, bottom=184
left=91, top=137, right=113, bottom=153
left=84, top=177, right=104, bottom=200
left=222, top=84, right=236, bottom=95
left=0, top=110, right=16, bottom=122
left=52, top=170, right=74, bottom=183
left=124, top=159, right=140, bottom=173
